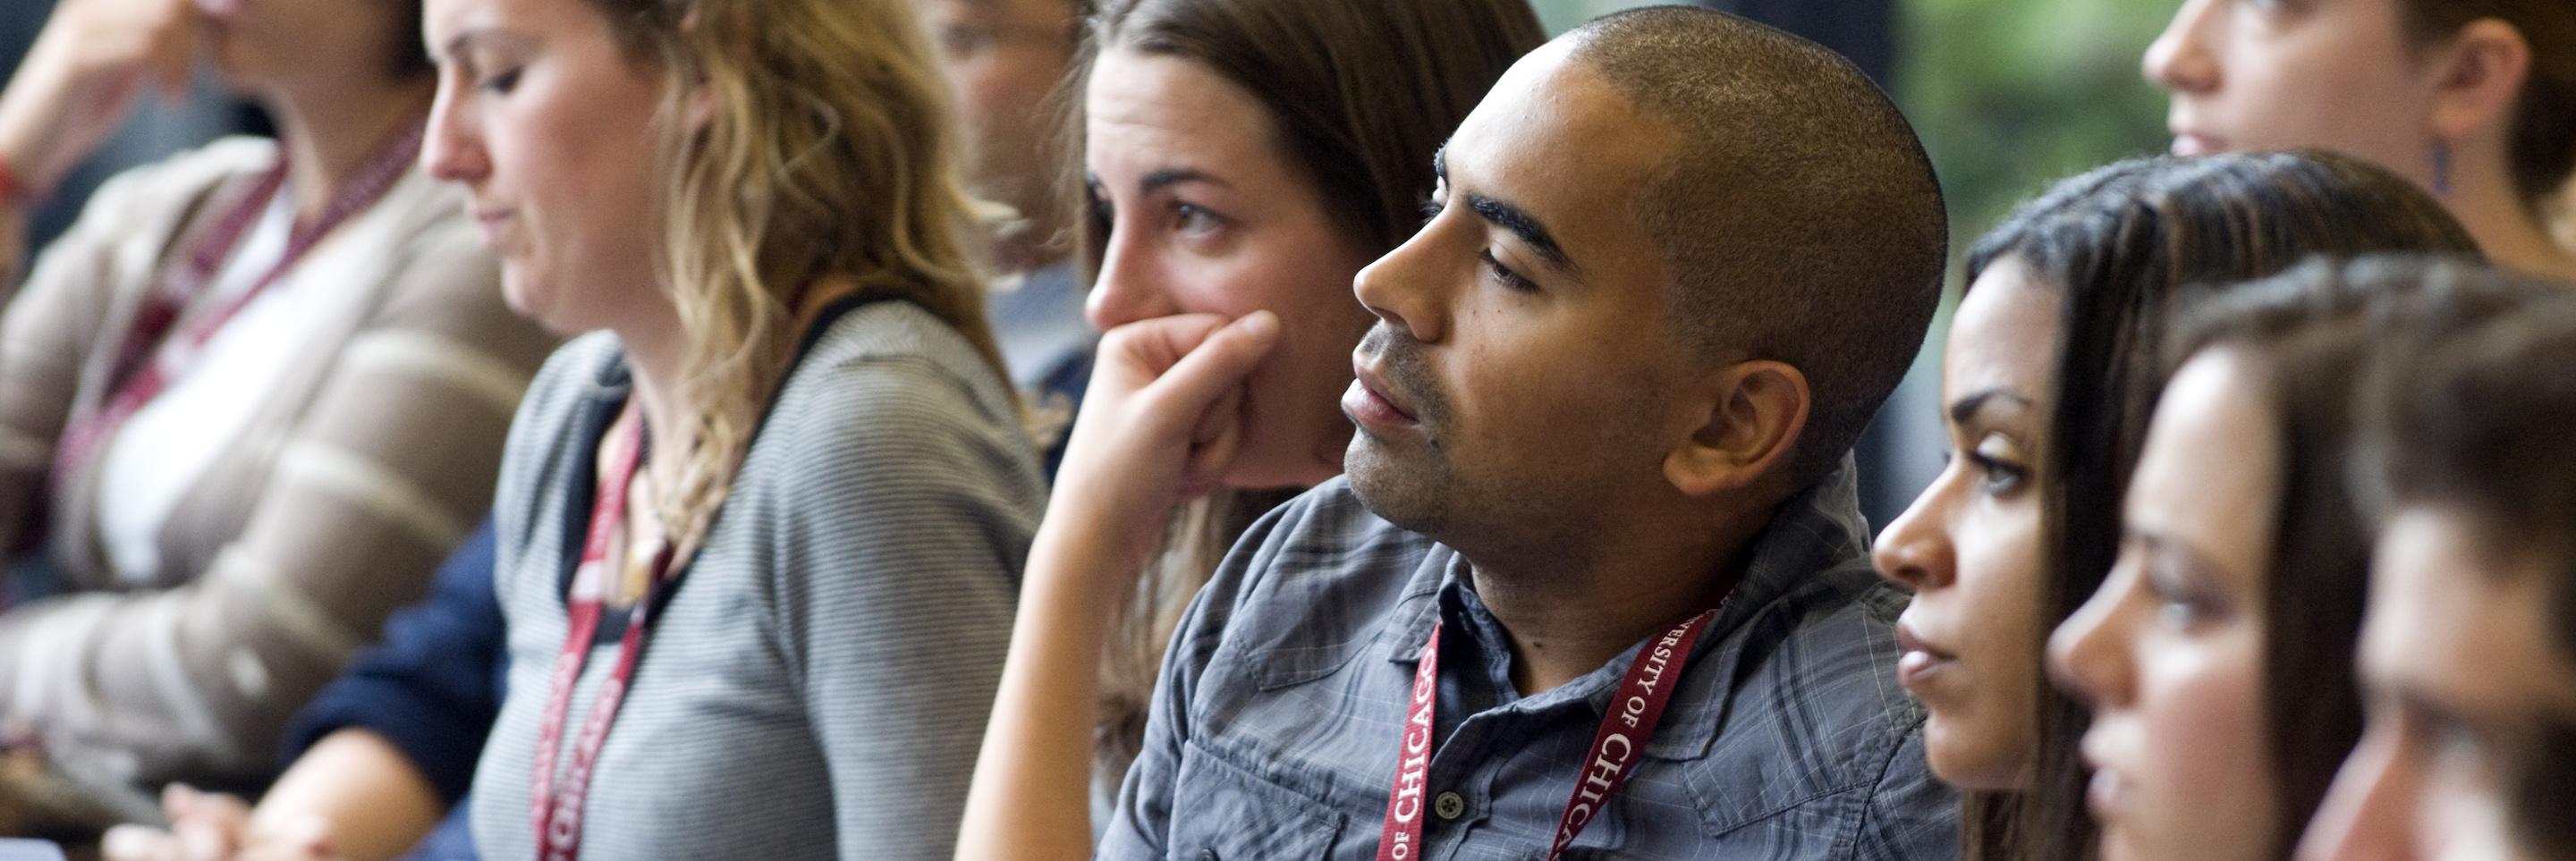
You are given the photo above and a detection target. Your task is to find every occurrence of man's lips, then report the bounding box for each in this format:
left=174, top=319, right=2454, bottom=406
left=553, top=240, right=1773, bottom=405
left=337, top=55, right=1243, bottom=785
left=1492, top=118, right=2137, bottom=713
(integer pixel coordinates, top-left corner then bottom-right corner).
left=1343, top=359, right=1419, bottom=428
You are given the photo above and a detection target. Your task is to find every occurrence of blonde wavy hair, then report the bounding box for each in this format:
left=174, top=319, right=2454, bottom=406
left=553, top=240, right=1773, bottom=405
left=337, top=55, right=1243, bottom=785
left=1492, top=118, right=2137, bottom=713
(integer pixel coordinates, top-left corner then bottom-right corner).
left=584, top=0, right=1013, bottom=547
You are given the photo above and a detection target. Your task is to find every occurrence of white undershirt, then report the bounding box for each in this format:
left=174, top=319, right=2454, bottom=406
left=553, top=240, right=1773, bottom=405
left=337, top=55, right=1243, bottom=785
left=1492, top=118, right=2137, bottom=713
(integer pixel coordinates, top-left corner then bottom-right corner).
left=96, top=185, right=326, bottom=586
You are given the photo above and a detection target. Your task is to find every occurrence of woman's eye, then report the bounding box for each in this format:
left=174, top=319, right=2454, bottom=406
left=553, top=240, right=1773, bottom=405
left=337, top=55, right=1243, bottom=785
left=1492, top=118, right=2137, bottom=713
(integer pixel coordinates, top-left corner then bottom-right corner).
left=1967, top=452, right=2027, bottom=494
left=2428, top=713, right=2485, bottom=762
left=936, top=25, right=990, bottom=55
left=2155, top=597, right=2205, bottom=629
left=479, top=69, right=523, bottom=94
left=2144, top=556, right=2221, bottom=630
left=1174, top=203, right=1223, bottom=240
left=1418, top=195, right=1445, bottom=226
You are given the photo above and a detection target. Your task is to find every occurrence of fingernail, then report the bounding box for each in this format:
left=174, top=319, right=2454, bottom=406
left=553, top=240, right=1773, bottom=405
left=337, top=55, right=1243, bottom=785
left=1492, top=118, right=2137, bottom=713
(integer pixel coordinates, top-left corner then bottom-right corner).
left=1238, top=310, right=1279, bottom=339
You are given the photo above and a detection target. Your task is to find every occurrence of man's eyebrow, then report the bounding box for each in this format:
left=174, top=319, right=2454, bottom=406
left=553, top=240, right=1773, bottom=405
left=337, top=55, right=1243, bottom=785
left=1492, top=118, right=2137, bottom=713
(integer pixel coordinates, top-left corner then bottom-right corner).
left=1432, top=145, right=1447, bottom=182
left=1467, top=193, right=1577, bottom=275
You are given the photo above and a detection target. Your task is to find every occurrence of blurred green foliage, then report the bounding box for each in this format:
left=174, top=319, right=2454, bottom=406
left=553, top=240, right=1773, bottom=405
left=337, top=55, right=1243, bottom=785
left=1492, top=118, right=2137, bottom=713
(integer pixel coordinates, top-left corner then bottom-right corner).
left=1529, top=0, right=1639, bottom=34
left=1898, top=0, right=2174, bottom=254
left=1530, top=0, right=2175, bottom=263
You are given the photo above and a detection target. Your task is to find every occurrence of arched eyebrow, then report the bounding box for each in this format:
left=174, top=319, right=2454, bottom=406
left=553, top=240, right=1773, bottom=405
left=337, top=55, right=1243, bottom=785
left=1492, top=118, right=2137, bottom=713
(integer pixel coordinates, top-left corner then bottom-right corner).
left=1140, top=168, right=1228, bottom=194
left=1948, top=389, right=2033, bottom=426
left=438, top=28, right=530, bottom=63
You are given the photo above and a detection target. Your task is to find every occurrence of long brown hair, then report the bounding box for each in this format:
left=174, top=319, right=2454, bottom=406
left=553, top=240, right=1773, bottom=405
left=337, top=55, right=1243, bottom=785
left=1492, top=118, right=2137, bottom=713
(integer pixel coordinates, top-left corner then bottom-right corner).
left=576, top=0, right=1011, bottom=550
left=1958, top=151, right=2479, bottom=861
left=2348, top=261, right=2576, bottom=861
left=2165, top=256, right=2554, bottom=859
left=1063, top=0, right=1546, bottom=773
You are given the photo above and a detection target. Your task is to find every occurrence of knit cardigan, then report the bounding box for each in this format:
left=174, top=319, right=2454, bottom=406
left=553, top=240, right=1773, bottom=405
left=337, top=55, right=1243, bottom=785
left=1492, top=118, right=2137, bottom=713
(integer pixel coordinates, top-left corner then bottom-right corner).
left=0, top=136, right=559, bottom=794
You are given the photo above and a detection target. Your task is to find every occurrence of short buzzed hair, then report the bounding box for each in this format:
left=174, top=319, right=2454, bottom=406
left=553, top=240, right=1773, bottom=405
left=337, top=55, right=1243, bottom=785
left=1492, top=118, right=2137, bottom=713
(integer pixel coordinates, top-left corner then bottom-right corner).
left=1566, top=6, right=1946, bottom=487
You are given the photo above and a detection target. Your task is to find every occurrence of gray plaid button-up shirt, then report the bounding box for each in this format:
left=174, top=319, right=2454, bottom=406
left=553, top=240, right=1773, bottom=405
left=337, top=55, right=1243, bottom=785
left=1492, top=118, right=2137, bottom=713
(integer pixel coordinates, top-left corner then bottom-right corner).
left=1100, top=464, right=1956, bottom=860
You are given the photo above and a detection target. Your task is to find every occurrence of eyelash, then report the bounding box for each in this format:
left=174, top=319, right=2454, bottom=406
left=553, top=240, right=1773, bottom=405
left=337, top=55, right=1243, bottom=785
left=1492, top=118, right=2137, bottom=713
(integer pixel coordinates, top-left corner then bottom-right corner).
left=1936, top=446, right=2029, bottom=496
left=1480, top=249, right=1536, bottom=291
left=479, top=69, right=522, bottom=95
left=937, top=26, right=990, bottom=55
left=1418, top=190, right=1536, bottom=291
left=2143, top=555, right=2223, bottom=629
left=1965, top=452, right=2027, bottom=494
left=1173, top=202, right=1224, bottom=240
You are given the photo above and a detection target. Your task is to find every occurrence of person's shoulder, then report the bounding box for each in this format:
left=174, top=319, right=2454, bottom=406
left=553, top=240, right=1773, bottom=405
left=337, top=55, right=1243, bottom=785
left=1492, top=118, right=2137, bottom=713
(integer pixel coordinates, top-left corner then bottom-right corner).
left=1224, top=477, right=1435, bottom=588
left=129, top=135, right=279, bottom=188
left=360, top=170, right=500, bottom=300
left=786, top=298, right=1019, bottom=426
left=60, top=135, right=275, bottom=229
left=352, top=176, right=555, bottom=366
left=507, top=333, right=622, bottom=450
left=526, top=332, right=622, bottom=401
left=748, top=300, right=1045, bottom=518
left=1682, top=559, right=1928, bottom=833
left=1182, top=477, right=1444, bottom=664
left=1729, top=556, right=1913, bottom=726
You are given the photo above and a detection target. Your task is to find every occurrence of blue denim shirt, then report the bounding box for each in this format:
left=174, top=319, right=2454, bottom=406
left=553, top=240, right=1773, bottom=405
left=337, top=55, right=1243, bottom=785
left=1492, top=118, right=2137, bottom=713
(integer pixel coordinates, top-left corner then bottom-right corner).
left=1100, top=465, right=1955, bottom=860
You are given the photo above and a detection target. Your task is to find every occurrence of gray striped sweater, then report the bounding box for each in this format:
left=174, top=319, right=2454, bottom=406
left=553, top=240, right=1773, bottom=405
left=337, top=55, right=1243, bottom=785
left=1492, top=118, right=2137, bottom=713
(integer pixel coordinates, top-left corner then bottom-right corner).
left=470, top=300, right=1044, bottom=859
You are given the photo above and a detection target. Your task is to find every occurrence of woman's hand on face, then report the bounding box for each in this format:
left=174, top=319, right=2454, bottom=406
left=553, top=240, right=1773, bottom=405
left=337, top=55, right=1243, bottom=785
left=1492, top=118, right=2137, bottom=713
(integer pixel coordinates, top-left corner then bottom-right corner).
left=98, top=784, right=344, bottom=861
left=1045, top=310, right=1281, bottom=581
left=0, top=0, right=201, bottom=192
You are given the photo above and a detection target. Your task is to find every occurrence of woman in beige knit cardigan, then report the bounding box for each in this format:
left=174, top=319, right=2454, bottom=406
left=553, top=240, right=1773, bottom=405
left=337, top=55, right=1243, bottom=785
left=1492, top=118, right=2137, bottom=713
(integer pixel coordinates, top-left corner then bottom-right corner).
left=0, top=0, right=555, bottom=818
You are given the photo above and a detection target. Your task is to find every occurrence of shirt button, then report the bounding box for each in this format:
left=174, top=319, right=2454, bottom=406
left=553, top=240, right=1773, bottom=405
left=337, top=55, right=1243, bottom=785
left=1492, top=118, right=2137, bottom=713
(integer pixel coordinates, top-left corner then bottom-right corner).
left=1434, top=790, right=1468, bottom=821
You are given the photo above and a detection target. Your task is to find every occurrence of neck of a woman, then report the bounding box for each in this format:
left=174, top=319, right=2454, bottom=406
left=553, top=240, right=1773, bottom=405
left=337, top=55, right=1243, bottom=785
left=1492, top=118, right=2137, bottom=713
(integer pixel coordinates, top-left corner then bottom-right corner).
left=262, top=74, right=436, bottom=224
left=2450, top=164, right=2576, bottom=285
left=615, top=305, right=698, bottom=493
left=2469, top=210, right=2576, bottom=285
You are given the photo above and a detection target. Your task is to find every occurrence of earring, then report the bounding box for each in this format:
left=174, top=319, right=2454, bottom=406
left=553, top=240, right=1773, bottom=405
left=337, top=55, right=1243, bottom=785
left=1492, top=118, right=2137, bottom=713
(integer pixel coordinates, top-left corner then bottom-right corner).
left=2432, top=140, right=2453, bottom=198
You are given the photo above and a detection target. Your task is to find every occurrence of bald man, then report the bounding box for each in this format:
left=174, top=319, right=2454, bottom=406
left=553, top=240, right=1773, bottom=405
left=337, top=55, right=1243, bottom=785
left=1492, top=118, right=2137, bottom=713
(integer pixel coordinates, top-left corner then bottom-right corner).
left=1099, top=8, right=1955, bottom=859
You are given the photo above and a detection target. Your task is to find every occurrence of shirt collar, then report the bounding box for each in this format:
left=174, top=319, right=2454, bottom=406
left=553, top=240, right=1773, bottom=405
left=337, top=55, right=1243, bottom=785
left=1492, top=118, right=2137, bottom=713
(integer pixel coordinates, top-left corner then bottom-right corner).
left=1379, top=456, right=1873, bottom=760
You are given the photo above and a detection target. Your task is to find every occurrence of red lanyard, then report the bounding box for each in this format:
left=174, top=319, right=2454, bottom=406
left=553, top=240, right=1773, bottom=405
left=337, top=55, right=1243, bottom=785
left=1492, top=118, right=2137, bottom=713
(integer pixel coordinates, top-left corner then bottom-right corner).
left=52, top=115, right=427, bottom=482
left=1374, top=605, right=1724, bottom=861
left=530, top=416, right=675, bottom=861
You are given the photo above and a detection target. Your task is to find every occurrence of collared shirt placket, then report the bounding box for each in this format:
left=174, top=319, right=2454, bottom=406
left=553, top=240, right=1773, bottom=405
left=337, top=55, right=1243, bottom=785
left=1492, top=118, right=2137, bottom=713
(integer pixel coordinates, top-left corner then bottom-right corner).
left=1412, top=581, right=1671, bottom=859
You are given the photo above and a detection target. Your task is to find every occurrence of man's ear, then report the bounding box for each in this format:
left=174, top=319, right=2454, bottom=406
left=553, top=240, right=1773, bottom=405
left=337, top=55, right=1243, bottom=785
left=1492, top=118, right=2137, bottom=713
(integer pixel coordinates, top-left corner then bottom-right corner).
left=1664, top=359, right=1809, bottom=498
left=2426, top=18, right=2530, bottom=147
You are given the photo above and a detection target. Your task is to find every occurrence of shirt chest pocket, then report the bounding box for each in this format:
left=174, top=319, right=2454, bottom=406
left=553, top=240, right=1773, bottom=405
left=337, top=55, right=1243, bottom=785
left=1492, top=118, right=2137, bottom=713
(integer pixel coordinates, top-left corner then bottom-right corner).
left=1165, top=739, right=1350, bottom=860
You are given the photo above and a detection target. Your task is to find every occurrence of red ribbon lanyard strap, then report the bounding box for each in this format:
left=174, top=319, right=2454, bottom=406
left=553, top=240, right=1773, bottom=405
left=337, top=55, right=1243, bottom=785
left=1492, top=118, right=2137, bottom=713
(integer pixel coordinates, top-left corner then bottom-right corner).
left=53, top=115, right=427, bottom=482
left=530, top=418, right=674, bottom=861
left=1375, top=621, right=1445, bottom=861
left=1374, top=607, right=1721, bottom=861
